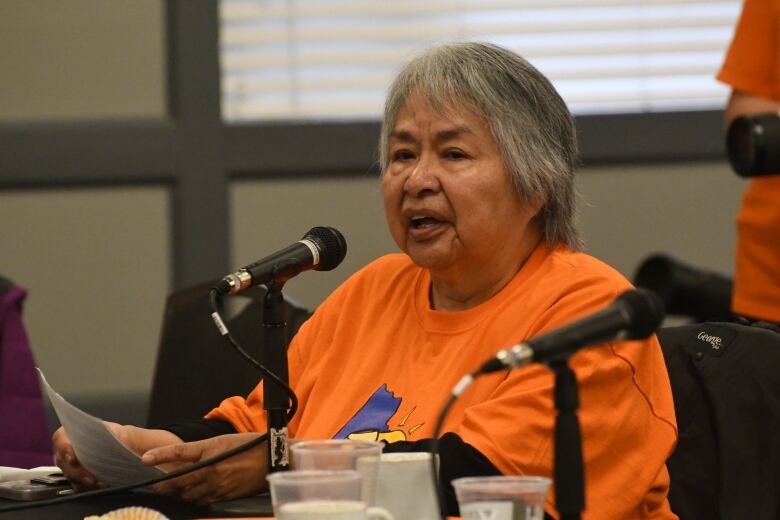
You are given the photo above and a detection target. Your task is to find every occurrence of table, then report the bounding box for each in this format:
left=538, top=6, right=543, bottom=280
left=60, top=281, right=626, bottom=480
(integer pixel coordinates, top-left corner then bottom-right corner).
left=0, top=491, right=273, bottom=519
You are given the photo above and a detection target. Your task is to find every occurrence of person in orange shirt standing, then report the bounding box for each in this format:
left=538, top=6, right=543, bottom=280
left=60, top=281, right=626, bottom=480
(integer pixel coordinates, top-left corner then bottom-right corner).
left=717, top=0, right=780, bottom=324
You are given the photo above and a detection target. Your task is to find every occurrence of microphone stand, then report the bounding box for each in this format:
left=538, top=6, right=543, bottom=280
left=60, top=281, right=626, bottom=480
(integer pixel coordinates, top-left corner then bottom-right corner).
left=549, top=358, right=584, bottom=520
left=263, top=275, right=291, bottom=473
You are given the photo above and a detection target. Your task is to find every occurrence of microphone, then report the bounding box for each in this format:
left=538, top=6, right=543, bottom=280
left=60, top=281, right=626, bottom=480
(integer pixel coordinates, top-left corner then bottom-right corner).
left=214, top=226, right=347, bottom=295
left=478, top=289, right=664, bottom=375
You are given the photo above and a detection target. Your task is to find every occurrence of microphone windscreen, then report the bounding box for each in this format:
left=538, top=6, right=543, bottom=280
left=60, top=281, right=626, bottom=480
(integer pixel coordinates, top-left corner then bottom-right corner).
left=306, top=226, right=347, bottom=271
left=619, top=288, right=665, bottom=340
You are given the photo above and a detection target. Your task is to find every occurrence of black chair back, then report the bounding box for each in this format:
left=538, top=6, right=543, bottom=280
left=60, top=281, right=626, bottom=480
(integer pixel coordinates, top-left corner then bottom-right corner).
left=146, top=281, right=311, bottom=427
left=658, top=320, right=780, bottom=520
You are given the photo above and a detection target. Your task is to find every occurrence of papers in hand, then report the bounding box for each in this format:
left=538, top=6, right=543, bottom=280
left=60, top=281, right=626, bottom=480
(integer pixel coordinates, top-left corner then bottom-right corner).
left=37, top=368, right=165, bottom=488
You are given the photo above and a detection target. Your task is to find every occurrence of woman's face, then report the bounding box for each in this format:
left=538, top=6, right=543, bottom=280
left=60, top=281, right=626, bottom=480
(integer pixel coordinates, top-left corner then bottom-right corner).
left=382, top=92, right=542, bottom=284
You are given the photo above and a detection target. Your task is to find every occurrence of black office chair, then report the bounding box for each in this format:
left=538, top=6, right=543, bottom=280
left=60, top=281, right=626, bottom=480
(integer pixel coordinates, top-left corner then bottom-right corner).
left=657, top=319, right=780, bottom=519
left=634, top=253, right=733, bottom=322
left=146, top=281, right=311, bottom=427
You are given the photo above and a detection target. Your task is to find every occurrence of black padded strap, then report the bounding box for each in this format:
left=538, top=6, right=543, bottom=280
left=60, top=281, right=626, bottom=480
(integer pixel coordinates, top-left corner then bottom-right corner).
left=157, top=418, right=237, bottom=442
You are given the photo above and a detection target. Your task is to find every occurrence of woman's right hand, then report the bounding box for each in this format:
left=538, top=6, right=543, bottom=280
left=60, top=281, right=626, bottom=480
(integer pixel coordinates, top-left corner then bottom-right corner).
left=52, top=426, right=102, bottom=491
left=52, top=423, right=183, bottom=491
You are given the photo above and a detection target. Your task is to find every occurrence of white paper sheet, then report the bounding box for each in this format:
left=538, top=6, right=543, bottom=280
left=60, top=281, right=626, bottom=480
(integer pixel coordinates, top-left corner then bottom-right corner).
left=37, top=368, right=165, bottom=488
left=0, top=466, right=61, bottom=484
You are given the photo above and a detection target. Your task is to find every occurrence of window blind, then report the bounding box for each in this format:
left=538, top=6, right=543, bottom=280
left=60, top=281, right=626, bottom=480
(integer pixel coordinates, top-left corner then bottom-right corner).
left=219, top=0, right=740, bottom=122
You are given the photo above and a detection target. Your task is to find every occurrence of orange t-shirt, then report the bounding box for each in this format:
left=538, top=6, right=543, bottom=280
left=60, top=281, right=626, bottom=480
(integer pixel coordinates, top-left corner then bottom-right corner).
left=208, top=244, right=678, bottom=519
left=717, top=0, right=780, bottom=323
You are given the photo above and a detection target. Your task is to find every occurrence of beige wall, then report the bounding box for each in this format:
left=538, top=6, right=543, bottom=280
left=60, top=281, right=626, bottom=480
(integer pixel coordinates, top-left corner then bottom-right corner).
left=578, top=161, right=744, bottom=279
left=0, top=187, right=171, bottom=396
left=0, top=0, right=168, bottom=403
left=230, top=174, right=398, bottom=310
left=0, top=0, right=165, bottom=122
left=0, top=0, right=168, bottom=402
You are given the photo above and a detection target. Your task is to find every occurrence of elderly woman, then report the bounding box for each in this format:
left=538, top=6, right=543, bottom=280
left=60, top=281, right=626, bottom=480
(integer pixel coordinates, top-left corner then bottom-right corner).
left=54, top=42, right=677, bottom=519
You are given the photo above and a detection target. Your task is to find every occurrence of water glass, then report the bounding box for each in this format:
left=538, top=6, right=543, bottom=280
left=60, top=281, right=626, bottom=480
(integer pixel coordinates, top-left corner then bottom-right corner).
left=267, top=469, right=393, bottom=520
left=290, top=439, right=383, bottom=505
left=452, top=475, right=551, bottom=520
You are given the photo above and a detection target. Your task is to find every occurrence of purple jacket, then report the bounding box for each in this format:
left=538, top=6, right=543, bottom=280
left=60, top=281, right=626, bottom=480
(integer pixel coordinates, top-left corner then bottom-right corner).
left=0, top=284, right=53, bottom=468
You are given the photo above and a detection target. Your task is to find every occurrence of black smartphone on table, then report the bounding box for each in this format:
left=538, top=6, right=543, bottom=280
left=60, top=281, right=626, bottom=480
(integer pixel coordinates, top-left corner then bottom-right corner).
left=0, top=473, right=74, bottom=501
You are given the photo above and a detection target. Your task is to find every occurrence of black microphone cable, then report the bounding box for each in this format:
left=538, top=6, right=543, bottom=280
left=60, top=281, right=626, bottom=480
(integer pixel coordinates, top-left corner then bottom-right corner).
left=0, top=432, right=268, bottom=514
left=429, top=370, right=480, bottom=520
left=207, top=287, right=298, bottom=420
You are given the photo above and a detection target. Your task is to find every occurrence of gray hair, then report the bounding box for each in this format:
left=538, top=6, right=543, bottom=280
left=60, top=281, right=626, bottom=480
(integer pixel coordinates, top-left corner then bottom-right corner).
left=379, top=42, right=581, bottom=250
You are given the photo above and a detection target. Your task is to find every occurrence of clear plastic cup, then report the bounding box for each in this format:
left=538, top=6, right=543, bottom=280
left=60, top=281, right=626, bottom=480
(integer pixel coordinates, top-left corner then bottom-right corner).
left=452, top=475, right=551, bottom=520
left=267, top=469, right=393, bottom=520
left=290, top=439, right=383, bottom=505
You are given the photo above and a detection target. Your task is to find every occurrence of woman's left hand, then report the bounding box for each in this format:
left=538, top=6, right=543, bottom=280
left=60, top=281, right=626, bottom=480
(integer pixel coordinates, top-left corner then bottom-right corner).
left=141, top=432, right=267, bottom=505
